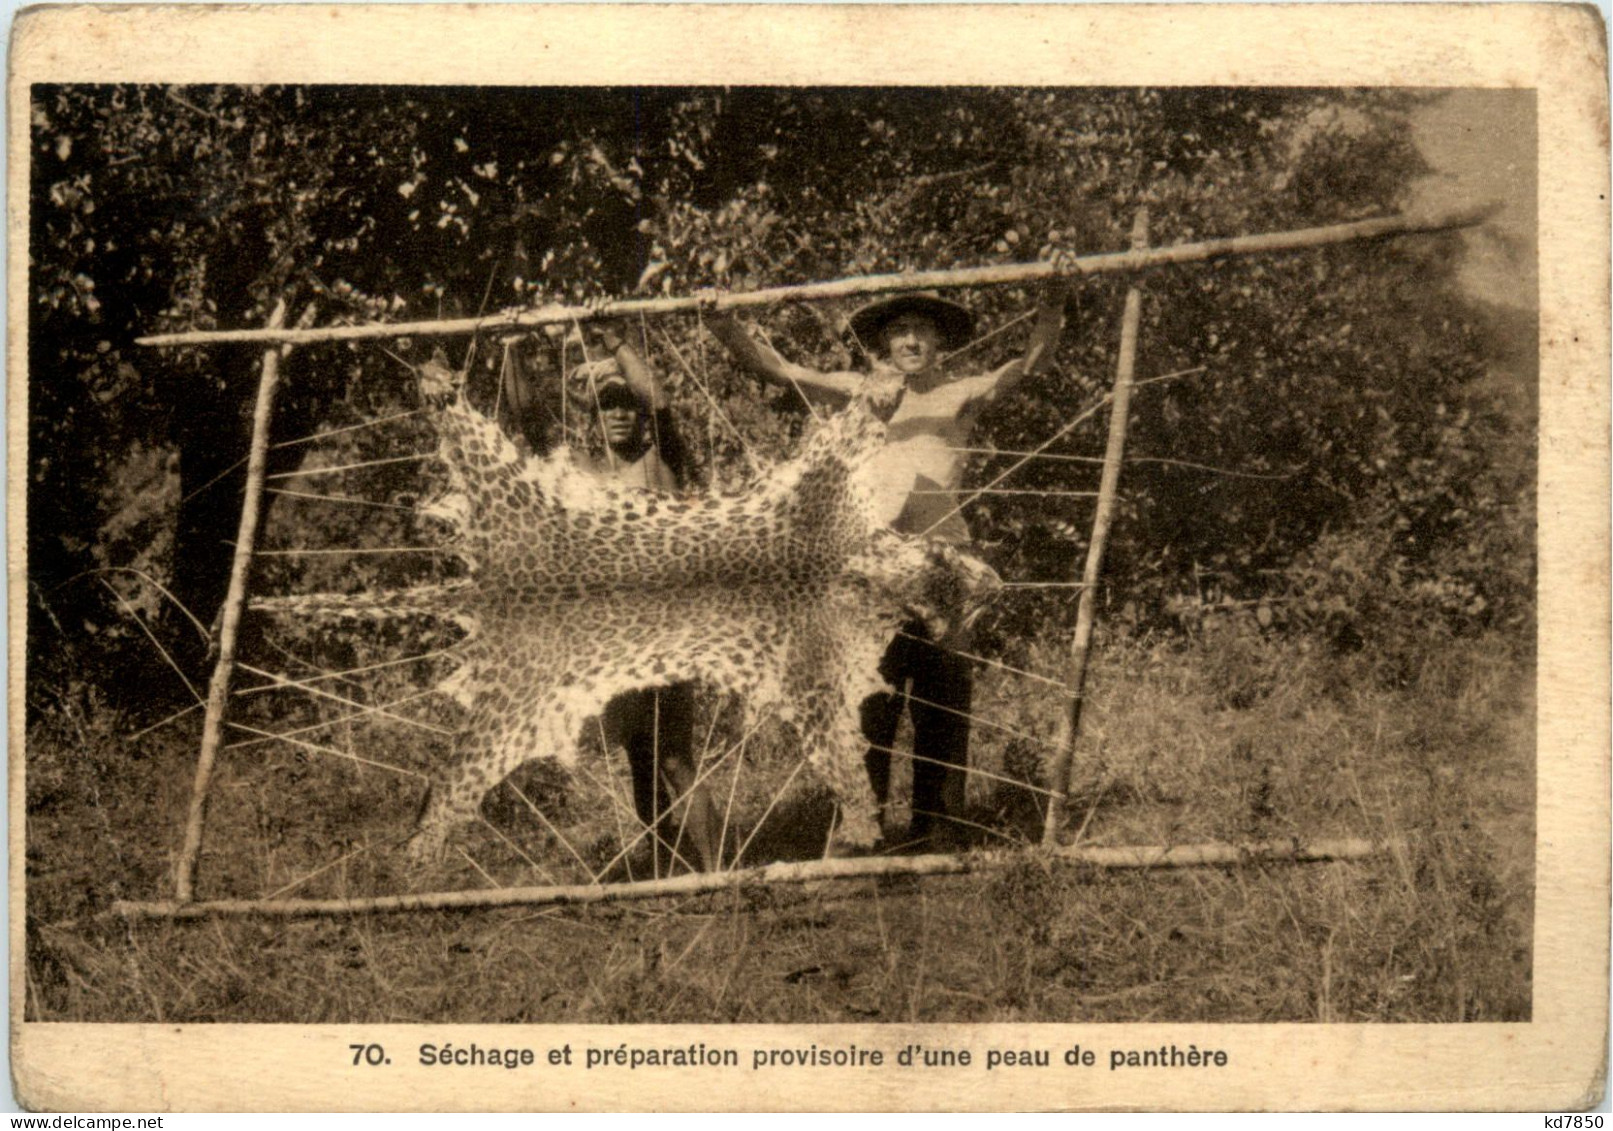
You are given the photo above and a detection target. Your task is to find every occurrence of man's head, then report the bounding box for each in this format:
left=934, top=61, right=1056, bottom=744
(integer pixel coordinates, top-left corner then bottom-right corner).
left=846, top=292, right=973, bottom=378
left=585, top=365, right=645, bottom=453
left=879, top=312, right=943, bottom=376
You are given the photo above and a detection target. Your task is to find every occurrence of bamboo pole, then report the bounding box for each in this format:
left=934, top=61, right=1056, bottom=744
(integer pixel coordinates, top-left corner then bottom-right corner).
left=136, top=203, right=1497, bottom=349
left=173, top=301, right=288, bottom=903
left=111, top=837, right=1396, bottom=921
left=1043, top=210, right=1149, bottom=844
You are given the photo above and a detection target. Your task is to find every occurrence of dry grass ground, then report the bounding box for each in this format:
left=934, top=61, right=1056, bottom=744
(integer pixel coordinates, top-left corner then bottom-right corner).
left=25, top=625, right=1533, bottom=1023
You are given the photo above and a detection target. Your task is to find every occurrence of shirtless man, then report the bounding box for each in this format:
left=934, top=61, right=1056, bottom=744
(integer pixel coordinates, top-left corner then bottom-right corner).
left=705, top=284, right=1070, bottom=849
left=501, top=317, right=719, bottom=873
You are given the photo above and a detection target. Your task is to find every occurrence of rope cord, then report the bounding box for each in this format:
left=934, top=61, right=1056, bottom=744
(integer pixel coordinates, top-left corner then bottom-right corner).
left=264, top=453, right=433, bottom=481
left=652, top=323, right=763, bottom=477
left=223, top=719, right=426, bottom=779
left=753, top=323, right=826, bottom=424
left=233, top=649, right=457, bottom=698
left=1001, top=581, right=1095, bottom=590
left=560, top=326, right=570, bottom=448
left=98, top=578, right=204, bottom=706
left=221, top=689, right=440, bottom=751
left=579, top=721, right=642, bottom=866
left=914, top=362, right=1209, bottom=537
left=936, top=308, right=1037, bottom=365
left=588, top=715, right=763, bottom=881
left=642, top=318, right=667, bottom=488
left=865, top=742, right=1059, bottom=800
left=61, top=566, right=210, bottom=639
left=950, top=445, right=1297, bottom=480
left=456, top=846, right=503, bottom=889
left=715, top=717, right=754, bottom=871
left=915, top=393, right=1111, bottom=537
left=571, top=311, right=618, bottom=475
left=179, top=458, right=247, bottom=506
left=479, top=814, right=562, bottom=886
left=256, top=633, right=368, bottom=698
left=732, top=758, right=807, bottom=866
left=893, top=690, right=1058, bottom=752
left=948, top=445, right=1106, bottom=464
left=1130, top=365, right=1207, bottom=390
left=493, top=338, right=512, bottom=425
left=695, top=304, right=720, bottom=475
left=252, top=546, right=453, bottom=556
left=270, top=409, right=427, bottom=451
left=578, top=744, right=710, bottom=882
left=261, top=837, right=391, bottom=902
left=907, top=488, right=1099, bottom=498
left=128, top=703, right=203, bottom=742
left=1129, top=455, right=1301, bottom=481
left=265, top=487, right=420, bottom=512
left=235, top=661, right=454, bottom=736
left=506, top=778, right=596, bottom=877
left=893, top=629, right=1068, bottom=690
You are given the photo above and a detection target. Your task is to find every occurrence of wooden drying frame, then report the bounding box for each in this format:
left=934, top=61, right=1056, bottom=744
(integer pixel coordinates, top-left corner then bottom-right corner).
left=130, top=201, right=1491, bottom=917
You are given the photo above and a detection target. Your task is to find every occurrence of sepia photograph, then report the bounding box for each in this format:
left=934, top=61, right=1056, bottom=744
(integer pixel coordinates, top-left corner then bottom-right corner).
left=8, top=4, right=1606, bottom=1114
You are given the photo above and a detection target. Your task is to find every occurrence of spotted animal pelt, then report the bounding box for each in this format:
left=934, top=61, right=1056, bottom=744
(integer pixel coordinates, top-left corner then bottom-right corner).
left=252, top=360, right=1000, bottom=863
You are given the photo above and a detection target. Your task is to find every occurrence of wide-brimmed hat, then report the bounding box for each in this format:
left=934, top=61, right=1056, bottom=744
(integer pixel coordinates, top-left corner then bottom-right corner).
left=572, top=360, right=643, bottom=409
left=846, top=291, right=975, bottom=354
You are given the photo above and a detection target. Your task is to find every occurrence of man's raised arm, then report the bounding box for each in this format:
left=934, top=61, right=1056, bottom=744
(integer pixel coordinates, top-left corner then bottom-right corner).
left=583, top=316, right=696, bottom=489
left=703, top=309, right=863, bottom=407
left=961, top=281, right=1074, bottom=409
left=587, top=317, right=668, bottom=410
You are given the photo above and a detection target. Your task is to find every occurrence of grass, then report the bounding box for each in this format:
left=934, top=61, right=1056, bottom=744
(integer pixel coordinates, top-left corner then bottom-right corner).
left=24, top=623, right=1533, bottom=1023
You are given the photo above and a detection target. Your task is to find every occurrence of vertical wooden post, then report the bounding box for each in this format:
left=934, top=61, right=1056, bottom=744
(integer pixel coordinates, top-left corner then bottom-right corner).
left=174, top=301, right=288, bottom=902
left=1042, top=210, right=1149, bottom=845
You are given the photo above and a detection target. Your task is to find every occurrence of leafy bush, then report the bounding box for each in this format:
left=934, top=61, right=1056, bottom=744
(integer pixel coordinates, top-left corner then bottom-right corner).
left=29, top=86, right=1532, bottom=707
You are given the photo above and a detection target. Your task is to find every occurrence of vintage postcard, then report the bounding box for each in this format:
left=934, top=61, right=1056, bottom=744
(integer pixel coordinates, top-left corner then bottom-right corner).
left=9, top=3, right=1608, bottom=1113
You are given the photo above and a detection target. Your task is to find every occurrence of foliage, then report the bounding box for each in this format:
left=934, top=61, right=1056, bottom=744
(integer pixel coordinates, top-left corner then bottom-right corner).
left=28, top=85, right=1534, bottom=706
left=25, top=626, right=1533, bottom=1023
left=23, top=86, right=1537, bottom=1032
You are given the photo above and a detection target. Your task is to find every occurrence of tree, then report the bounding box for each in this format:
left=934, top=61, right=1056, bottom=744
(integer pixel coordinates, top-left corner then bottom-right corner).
left=28, top=86, right=1530, bottom=708
left=29, top=85, right=691, bottom=702
left=629, top=88, right=1524, bottom=641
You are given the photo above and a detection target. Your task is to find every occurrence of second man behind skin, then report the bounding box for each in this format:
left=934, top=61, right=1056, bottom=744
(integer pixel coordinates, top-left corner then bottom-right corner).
left=501, top=316, right=721, bottom=874
left=705, top=282, right=1072, bottom=850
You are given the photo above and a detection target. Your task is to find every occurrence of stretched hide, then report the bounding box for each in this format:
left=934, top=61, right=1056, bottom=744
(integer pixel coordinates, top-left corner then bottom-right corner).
left=252, top=362, right=1000, bottom=861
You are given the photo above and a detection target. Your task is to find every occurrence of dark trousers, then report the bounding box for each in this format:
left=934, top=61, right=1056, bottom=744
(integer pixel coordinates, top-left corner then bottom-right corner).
left=861, top=620, right=972, bottom=842
left=603, top=683, right=718, bottom=871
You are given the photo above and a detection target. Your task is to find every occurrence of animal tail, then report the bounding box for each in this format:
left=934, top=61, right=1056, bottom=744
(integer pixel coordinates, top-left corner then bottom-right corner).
left=249, top=580, right=475, bottom=624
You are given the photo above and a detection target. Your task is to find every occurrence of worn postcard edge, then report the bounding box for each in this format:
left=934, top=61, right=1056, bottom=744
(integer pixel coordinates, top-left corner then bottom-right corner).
left=6, top=3, right=1609, bottom=1114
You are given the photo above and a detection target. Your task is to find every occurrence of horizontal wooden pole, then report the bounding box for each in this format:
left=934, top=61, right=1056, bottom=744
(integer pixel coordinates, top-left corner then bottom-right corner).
left=109, top=837, right=1396, bottom=920
left=136, top=203, right=1496, bottom=349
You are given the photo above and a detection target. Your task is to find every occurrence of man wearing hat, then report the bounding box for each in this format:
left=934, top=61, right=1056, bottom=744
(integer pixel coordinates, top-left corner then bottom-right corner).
left=705, top=283, right=1070, bottom=849
left=500, top=317, right=689, bottom=491
left=501, top=318, right=718, bottom=874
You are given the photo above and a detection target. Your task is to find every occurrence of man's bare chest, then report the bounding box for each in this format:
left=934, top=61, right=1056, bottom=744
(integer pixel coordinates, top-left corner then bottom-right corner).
left=883, top=381, right=978, bottom=447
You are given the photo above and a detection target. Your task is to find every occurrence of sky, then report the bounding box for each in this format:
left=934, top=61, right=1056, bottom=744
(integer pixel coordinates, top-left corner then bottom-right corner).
left=1409, top=89, right=1539, bottom=314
